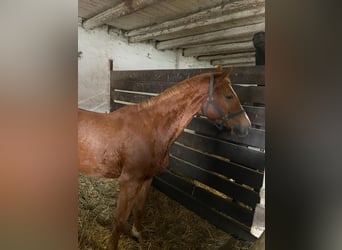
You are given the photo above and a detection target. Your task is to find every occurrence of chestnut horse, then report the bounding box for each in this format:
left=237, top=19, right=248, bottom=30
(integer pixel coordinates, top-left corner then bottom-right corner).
left=78, top=66, right=251, bottom=250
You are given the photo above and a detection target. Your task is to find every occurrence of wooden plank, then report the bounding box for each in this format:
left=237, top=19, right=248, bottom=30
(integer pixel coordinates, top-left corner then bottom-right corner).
left=192, top=185, right=254, bottom=226
left=83, top=0, right=163, bottom=30
left=152, top=177, right=256, bottom=241
left=111, top=66, right=265, bottom=85
left=156, top=21, right=265, bottom=50
left=155, top=170, right=254, bottom=226
left=187, top=117, right=265, bottom=149
left=169, top=156, right=259, bottom=208
left=244, top=106, right=265, bottom=128
left=156, top=170, right=194, bottom=194
left=170, top=143, right=264, bottom=190
left=184, top=41, right=255, bottom=57
left=110, top=102, right=132, bottom=112
left=230, top=66, right=265, bottom=86
left=234, top=85, right=265, bottom=106
left=176, top=132, right=265, bottom=171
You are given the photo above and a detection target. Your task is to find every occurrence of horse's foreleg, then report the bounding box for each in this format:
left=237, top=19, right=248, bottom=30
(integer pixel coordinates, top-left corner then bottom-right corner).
left=108, top=177, right=142, bottom=250
left=132, top=178, right=152, bottom=242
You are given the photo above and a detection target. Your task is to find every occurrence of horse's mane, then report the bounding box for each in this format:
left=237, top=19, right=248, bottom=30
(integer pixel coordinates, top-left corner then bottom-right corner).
left=138, top=73, right=211, bottom=109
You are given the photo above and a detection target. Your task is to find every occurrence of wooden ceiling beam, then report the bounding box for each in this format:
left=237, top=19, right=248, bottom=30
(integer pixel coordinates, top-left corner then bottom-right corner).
left=126, top=0, right=265, bottom=42
left=183, top=41, right=255, bottom=57
left=197, top=52, right=255, bottom=61
left=221, top=62, right=255, bottom=67
left=212, top=57, right=255, bottom=66
left=156, top=21, right=264, bottom=50
left=83, top=0, right=162, bottom=30
left=180, top=39, right=250, bottom=49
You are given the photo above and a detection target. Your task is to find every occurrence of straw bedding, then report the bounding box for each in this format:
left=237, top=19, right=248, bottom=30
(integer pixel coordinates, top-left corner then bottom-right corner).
left=78, top=174, right=253, bottom=250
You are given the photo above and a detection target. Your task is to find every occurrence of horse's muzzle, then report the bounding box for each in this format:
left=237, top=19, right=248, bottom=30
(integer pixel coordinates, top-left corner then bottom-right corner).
left=233, top=125, right=250, bottom=137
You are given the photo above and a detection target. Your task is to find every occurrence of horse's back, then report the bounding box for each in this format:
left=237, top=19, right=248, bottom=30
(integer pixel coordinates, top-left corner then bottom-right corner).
left=78, top=109, right=111, bottom=140
left=78, top=108, right=103, bottom=122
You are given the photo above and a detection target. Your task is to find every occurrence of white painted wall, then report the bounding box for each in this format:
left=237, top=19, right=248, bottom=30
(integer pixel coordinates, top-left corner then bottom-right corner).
left=78, top=22, right=212, bottom=113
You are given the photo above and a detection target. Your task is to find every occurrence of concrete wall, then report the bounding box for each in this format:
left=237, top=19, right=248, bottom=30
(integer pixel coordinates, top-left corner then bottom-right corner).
left=78, top=22, right=212, bottom=113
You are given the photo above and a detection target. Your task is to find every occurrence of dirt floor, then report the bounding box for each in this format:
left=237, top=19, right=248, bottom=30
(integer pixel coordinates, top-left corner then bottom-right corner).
left=78, top=174, right=253, bottom=250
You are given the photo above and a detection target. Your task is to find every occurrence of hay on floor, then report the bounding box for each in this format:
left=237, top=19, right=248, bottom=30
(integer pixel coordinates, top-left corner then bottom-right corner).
left=78, top=174, right=253, bottom=250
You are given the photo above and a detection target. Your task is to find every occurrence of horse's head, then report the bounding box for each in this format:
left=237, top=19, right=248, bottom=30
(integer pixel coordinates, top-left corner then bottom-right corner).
left=201, top=65, right=251, bottom=137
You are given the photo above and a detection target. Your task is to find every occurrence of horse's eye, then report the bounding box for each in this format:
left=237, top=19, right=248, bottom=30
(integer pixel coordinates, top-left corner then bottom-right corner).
left=226, top=95, right=233, bottom=100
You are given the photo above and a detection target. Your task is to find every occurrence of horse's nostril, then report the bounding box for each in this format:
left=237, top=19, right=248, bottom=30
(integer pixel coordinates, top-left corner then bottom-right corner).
left=233, top=126, right=249, bottom=137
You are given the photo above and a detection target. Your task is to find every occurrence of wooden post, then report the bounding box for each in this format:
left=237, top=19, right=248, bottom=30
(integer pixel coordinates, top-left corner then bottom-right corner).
left=109, top=59, right=113, bottom=71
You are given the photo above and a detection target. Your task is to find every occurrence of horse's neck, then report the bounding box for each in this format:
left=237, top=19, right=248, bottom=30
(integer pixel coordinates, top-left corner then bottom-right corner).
left=143, top=77, right=209, bottom=146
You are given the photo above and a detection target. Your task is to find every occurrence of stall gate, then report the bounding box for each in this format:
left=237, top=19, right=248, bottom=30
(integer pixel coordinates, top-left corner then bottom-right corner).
left=110, top=66, right=265, bottom=240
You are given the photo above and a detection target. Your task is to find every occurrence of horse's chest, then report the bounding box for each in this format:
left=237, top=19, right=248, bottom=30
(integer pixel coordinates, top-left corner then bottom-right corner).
left=149, top=153, right=170, bottom=176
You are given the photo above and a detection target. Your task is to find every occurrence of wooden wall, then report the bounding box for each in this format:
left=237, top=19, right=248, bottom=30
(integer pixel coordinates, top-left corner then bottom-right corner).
left=110, top=66, right=265, bottom=240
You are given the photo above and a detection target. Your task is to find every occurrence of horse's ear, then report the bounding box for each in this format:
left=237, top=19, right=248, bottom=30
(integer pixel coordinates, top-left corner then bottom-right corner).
left=215, top=65, right=223, bottom=73
left=222, top=67, right=233, bottom=78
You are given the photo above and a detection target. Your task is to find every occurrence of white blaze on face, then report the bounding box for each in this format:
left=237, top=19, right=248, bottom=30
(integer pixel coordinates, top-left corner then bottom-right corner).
left=229, top=85, right=251, bottom=127
left=243, top=111, right=251, bottom=126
